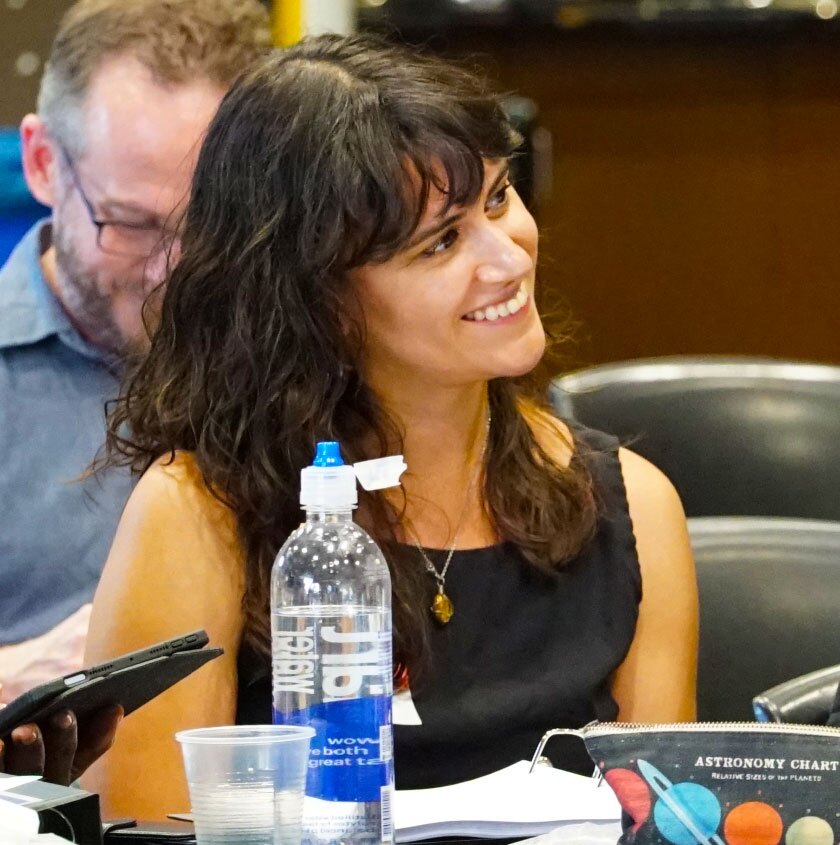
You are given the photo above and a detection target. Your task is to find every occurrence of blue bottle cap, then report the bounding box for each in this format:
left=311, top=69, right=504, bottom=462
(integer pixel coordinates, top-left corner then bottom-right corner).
left=312, top=441, right=344, bottom=467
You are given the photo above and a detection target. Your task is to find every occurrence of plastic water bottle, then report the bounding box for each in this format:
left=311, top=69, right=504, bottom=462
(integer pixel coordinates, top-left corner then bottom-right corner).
left=271, top=442, right=394, bottom=845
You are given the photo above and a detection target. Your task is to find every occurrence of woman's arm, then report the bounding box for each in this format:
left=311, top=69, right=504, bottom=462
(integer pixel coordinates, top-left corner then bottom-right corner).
left=612, top=448, right=699, bottom=722
left=82, top=455, right=246, bottom=820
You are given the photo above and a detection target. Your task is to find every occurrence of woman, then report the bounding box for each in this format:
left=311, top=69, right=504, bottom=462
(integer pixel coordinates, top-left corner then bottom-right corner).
left=83, top=34, right=697, bottom=820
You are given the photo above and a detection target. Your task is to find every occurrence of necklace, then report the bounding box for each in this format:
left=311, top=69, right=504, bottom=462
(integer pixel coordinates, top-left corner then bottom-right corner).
left=407, top=410, right=491, bottom=625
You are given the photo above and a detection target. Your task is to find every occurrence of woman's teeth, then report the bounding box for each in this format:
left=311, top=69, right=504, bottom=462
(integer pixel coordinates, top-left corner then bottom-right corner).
left=464, top=283, right=529, bottom=322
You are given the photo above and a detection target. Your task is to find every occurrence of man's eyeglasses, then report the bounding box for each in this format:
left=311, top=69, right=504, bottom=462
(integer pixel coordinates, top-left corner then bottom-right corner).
left=56, top=143, right=180, bottom=259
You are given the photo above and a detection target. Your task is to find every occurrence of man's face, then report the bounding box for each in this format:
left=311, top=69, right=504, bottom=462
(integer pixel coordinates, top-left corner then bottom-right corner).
left=48, top=54, right=225, bottom=355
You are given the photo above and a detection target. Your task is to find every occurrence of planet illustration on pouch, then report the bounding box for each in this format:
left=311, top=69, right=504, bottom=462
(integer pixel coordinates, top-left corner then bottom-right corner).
left=784, top=816, right=834, bottom=845
left=602, top=767, right=651, bottom=831
left=604, top=756, right=839, bottom=845
left=723, top=801, right=783, bottom=845
left=637, top=759, right=725, bottom=845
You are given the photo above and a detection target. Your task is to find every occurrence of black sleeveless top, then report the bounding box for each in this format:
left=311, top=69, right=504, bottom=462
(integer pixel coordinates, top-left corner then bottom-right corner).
left=237, top=426, right=641, bottom=788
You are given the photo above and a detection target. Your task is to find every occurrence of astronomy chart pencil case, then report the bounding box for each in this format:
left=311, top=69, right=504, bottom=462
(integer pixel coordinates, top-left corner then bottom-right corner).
left=533, top=721, right=840, bottom=845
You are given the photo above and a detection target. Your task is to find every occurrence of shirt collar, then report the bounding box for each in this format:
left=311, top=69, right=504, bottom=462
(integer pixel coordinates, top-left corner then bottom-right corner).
left=0, top=219, right=115, bottom=365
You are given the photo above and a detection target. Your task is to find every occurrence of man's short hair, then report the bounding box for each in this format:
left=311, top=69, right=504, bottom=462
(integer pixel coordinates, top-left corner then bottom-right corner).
left=38, top=0, right=272, bottom=155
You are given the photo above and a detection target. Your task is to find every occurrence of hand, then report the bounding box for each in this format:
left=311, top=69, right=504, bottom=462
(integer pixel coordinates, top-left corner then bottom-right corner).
left=0, top=705, right=123, bottom=785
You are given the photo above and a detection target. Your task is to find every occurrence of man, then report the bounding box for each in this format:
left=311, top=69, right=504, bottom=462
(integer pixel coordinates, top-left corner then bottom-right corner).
left=0, top=0, right=270, bottom=769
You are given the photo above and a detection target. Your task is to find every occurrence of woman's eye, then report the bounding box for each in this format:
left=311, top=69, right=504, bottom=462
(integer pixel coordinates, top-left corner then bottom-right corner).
left=423, top=227, right=459, bottom=257
left=487, top=181, right=512, bottom=211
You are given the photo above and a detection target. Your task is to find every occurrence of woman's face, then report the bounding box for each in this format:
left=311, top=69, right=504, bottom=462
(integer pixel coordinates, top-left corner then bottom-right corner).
left=350, top=159, right=544, bottom=395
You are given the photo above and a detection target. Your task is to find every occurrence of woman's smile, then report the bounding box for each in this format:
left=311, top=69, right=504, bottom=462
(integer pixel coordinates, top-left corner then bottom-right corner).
left=462, top=279, right=530, bottom=323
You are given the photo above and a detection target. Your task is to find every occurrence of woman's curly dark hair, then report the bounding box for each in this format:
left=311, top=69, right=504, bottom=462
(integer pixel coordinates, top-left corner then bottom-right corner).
left=105, top=33, right=597, bottom=680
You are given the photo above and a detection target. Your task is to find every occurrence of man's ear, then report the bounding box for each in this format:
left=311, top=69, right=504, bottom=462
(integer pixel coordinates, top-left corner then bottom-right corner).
left=20, top=114, right=58, bottom=209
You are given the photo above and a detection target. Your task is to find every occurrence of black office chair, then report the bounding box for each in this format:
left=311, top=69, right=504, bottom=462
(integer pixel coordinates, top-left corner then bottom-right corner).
left=690, top=517, right=840, bottom=722
left=550, top=356, right=840, bottom=519
left=753, top=664, right=840, bottom=725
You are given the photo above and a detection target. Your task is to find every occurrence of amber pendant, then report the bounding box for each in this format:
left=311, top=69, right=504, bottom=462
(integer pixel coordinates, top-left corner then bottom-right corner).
left=431, top=589, right=454, bottom=624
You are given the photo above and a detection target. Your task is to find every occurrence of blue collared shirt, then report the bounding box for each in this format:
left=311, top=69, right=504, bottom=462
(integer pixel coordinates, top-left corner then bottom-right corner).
left=0, top=221, right=135, bottom=644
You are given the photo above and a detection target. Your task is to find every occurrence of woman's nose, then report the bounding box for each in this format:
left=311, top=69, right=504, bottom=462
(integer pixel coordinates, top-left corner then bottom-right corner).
left=474, top=228, right=533, bottom=285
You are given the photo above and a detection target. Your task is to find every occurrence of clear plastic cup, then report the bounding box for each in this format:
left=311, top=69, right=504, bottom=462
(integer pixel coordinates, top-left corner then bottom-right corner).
left=176, top=724, right=314, bottom=845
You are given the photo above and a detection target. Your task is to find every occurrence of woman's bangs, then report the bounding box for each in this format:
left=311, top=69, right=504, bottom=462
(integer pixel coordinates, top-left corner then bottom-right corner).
left=340, top=87, right=520, bottom=269
left=413, top=136, right=487, bottom=218
left=349, top=136, right=510, bottom=267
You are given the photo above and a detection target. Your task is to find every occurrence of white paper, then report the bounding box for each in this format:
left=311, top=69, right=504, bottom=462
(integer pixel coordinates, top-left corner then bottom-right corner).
left=0, top=776, right=40, bottom=793
left=394, top=760, right=622, bottom=842
left=0, top=796, right=40, bottom=844
left=521, top=820, right=624, bottom=845
left=0, top=775, right=73, bottom=843
left=392, top=689, right=422, bottom=726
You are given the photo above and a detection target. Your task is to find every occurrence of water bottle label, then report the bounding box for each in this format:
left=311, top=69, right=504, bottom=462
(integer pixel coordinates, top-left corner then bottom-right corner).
left=275, top=695, right=393, bottom=803
left=300, top=795, right=388, bottom=845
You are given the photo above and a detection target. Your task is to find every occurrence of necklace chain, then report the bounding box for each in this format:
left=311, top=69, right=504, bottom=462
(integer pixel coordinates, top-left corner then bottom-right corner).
left=407, top=410, right=491, bottom=624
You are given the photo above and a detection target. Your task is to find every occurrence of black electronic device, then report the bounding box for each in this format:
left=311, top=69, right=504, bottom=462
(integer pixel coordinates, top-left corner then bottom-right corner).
left=103, top=818, right=197, bottom=843
left=0, top=630, right=222, bottom=737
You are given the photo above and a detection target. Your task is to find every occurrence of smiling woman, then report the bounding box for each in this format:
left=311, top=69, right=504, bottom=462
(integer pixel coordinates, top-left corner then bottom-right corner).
left=82, top=33, right=698, bottom=820
left=351, top=159, right=544, bottom=395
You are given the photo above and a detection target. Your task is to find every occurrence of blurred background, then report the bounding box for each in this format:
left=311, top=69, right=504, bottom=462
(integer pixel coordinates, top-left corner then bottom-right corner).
left=2, top=0, right=838, bottom=368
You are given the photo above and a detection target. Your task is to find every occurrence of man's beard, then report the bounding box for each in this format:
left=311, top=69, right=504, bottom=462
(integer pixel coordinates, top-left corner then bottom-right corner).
left=51, top=225, right=142, bottom=357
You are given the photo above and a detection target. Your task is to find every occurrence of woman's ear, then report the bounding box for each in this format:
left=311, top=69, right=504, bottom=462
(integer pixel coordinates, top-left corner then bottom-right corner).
left=20, top=115, right=59, bottom=209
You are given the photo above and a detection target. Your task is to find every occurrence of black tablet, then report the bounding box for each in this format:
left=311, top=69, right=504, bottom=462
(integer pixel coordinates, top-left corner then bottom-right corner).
left=0, top=630, right=223, bottom=737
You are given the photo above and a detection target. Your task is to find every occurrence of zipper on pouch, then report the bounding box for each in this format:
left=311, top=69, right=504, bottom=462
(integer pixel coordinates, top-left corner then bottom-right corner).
left=528, top=721, right=840, bottom=777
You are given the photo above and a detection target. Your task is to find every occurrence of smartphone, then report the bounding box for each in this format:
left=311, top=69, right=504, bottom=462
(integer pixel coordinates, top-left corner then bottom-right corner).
left=0, top=630, right=222, bottom=737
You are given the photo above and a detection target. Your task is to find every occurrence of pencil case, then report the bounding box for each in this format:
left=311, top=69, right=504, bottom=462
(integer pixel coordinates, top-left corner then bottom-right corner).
left=532, top=721, right=840, bottom=845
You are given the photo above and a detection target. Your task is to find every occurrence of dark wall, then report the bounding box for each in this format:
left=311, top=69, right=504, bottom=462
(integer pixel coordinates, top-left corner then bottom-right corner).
left=0, top=1, right=74, bottom=125
left=436, top=28, right=840, bottom=368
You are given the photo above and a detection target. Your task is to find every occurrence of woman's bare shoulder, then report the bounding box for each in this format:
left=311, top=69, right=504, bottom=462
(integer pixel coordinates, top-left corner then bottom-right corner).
left=618, top=447, right=684, bottom=517
left=612, top=446, right=698, bottom=721
left=127, top=451, right=240, bottom=546
left=87, top=451, right=245, bottom=680
left=93, top=451, right=245, bottom=624
left=139, top=451, right=230, bottom=508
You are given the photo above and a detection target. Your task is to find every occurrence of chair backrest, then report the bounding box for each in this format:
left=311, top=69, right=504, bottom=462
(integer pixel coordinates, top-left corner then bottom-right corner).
left=550, top=356, right=840, bottom=519
left=753, top=664, right=840, bottom=725
left=690, top=517, right=840, bottom=722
